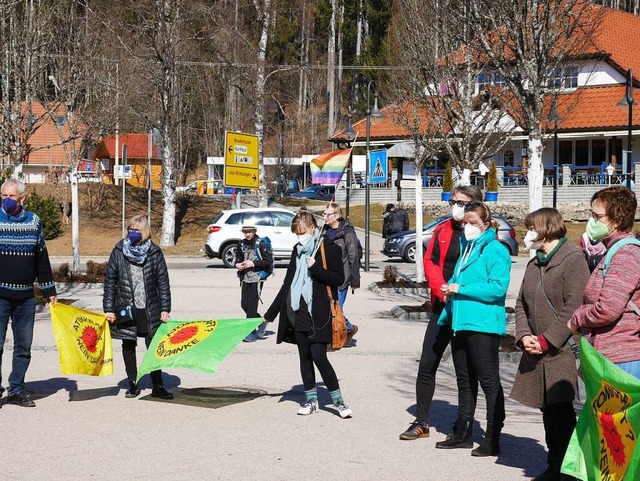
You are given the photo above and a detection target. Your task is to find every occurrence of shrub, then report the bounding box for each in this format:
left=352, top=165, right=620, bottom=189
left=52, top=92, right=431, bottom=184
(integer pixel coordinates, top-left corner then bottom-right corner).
left=486, top=160, right=499, bottom=192
left=86, top=261, right=107, bottom=279
left=442, top=162, right=454, bottom=192
left=382, top=265, right=398, bottom=284
left=24, top=191, right=63, bottom=240
left=52, top=261, right=106, bottom=283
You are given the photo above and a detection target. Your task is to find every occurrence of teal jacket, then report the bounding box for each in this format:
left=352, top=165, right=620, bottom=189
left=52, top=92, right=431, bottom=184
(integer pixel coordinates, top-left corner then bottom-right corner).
left=437, top=227, right=511, bottom=335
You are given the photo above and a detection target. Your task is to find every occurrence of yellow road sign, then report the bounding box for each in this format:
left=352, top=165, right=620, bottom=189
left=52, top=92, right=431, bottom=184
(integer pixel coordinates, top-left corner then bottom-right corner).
left=225, top=166, right=259, bottom=189
left=224, top=131, right=259, bottom=188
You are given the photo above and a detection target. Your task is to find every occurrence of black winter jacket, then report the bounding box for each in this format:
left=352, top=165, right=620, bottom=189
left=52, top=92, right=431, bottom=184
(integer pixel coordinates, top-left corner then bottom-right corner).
left=264, top=238, right=344, bottom=345
left=103, top=240, right=171, bottom=340
left=324, top=220, right=360, bottom=290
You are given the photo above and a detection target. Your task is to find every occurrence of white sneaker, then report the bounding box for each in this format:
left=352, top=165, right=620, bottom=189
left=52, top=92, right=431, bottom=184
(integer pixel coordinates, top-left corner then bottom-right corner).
left=334, top=401, right=352, bottom=418
left=297, top=399, right=319, bottom=415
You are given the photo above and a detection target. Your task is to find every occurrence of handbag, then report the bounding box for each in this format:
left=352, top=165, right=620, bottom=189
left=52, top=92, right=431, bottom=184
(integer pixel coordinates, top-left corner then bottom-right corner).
left=114, top=305, right=136, bottom=327
left=320, top=242, right=348, bottom=351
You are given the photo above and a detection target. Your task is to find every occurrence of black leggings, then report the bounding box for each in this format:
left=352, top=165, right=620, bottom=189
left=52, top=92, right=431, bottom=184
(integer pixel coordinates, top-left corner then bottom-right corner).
left=542, top=401, right=576, bottom=464
left=295, top=331, right=339, bottom=392
left=122, top=309, right=162, bottom=386
left=451, top=331, right=505, bottom=431
left=415, top=302, right=454, bottom=423
left=241, top=281, right=260, bottom=318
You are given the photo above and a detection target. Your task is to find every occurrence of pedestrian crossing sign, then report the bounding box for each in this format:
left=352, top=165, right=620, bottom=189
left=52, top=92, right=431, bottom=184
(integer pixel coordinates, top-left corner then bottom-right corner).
left=369, top=150, right=388, bottom=183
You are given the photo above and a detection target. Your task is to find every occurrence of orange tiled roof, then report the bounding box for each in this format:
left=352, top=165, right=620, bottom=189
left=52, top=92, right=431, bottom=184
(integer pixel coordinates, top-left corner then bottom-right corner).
left=98, top=133, right=159, bottom=159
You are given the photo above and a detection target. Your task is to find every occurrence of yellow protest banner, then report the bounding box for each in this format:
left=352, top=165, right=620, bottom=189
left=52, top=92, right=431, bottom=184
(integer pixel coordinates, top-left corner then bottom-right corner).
left=50, top=303, right=113, bottom=376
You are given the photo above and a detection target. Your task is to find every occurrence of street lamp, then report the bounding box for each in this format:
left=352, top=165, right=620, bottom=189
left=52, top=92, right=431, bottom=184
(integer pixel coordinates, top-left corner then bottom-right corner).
left=606, top=163, right=615, bottom=186
left=619, top=69, right=634, bottom=188
left=550, top=97, right=561, bottom=208
left=365, top=80, right=382, bottom=272
left=340, top=106, right=357, bottom=219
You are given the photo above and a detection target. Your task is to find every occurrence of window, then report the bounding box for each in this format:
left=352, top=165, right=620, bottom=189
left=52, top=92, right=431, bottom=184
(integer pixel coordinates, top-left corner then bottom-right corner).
left=252, top=212, right=273, bottom=226
left=272, top=212, right=294, bottom=227
left=477, top=71, right=505, bottom=91
left=575, top=140, right=589, bottom=166
left=559, top=141, right=573, bottom=164
left=592, top=139, right=606, bottom=165
left=225, top=213, right=242, bottom=225
left=548, top=66, right=579, bottom=89
left=503, top=150, right=514, bottom=167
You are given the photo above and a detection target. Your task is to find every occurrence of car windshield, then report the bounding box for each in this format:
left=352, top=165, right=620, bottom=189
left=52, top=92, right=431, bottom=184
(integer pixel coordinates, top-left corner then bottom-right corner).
left=301, top=186, right=321, bottom=193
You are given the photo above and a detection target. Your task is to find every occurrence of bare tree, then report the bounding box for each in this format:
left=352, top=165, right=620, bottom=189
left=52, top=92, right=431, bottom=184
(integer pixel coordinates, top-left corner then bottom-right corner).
left=467, top=0, right=600, bottom=212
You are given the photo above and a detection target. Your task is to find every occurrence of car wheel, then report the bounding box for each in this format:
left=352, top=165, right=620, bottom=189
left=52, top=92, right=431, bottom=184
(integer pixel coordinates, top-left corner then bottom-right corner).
left=221, top=243, right=239, bottom=268
left=403, top=242, right=416, bottom=263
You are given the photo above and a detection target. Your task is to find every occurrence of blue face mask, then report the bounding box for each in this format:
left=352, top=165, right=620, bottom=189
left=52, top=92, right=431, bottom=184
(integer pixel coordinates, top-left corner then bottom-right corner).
left=128, top=231, right=143, bottom=245
left=2, top=197, right=19, bottom=215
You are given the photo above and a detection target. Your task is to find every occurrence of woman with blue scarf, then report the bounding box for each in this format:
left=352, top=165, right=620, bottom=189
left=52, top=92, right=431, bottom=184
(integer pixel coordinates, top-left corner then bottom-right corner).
left=264, top=211, right=351, bottom=418
left=103, top=214, right=172, bottom=399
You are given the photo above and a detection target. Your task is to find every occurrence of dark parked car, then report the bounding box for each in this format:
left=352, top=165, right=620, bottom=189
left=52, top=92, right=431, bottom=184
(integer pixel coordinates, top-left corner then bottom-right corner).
left=290, top=185, right=335, bottom=201
left=382, top=215, right=519, bottom=263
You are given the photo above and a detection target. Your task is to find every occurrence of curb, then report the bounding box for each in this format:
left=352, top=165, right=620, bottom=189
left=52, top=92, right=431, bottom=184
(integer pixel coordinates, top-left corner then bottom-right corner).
left=390, top=305, right=430, bottom=320
left=368, top=282, right=429, bottom=296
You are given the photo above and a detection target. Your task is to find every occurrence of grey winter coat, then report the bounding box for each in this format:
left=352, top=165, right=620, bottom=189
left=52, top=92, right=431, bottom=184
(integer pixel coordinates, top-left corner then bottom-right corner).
left=510, top=240, right=589, bottom=408
left=325, top=220, right=360, bottom=290
left=103, top=240, right=171, bottom=341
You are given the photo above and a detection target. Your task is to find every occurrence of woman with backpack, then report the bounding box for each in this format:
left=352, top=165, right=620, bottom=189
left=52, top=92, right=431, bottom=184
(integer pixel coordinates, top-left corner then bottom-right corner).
left=511, top=208, right=590, bottom=481
left=568, top=187, right=640, bottom=379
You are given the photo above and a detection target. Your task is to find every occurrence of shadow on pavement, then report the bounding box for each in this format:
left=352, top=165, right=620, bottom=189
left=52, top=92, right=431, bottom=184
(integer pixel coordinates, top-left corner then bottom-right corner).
left=25, top=377, right=78, bottom=400
left=140, top=386, right=268, bottom=409
left=69, top=387, right=120, bottom=401
left=495, top=432, right=547, bottom=477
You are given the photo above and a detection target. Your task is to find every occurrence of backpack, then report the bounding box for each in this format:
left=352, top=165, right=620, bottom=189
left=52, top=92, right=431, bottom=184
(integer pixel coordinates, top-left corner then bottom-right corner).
left=356, top=236, right=363, bottom=265
left=602, top=237, right=640, bottom=278
left=255, top=236, right=275, bottom=280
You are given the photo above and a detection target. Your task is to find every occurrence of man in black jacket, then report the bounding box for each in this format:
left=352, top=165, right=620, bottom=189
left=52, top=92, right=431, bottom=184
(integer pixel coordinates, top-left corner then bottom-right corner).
left=323, top=203, right=360, bottom=345
left=235, top=226, right=273, bottom=342
left=389, top=202, right=410, bottom=235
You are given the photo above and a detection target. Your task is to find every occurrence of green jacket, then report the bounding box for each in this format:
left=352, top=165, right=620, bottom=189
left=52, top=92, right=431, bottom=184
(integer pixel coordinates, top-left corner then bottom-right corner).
left=437, top=227, right=511, bottom=335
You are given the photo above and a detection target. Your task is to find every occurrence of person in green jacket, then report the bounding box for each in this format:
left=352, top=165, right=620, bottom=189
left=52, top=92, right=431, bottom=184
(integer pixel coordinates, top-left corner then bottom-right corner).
left=436, top=202, right=511, bottom=457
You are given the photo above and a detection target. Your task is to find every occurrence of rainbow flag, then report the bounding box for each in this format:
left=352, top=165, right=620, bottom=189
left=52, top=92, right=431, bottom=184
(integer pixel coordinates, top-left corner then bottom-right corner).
left=310, top=149, right=352, bottom=185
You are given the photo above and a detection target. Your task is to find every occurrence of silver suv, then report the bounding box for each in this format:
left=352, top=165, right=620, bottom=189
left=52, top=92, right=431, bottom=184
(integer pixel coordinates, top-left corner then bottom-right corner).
left=204, top=207, right=298, bottom=267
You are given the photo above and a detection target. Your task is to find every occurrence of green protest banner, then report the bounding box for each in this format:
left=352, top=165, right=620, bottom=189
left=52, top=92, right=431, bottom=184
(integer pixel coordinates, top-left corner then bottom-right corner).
left=136, top=318, right=263, bottom=383
left=562, top=338, right=640, bottom=480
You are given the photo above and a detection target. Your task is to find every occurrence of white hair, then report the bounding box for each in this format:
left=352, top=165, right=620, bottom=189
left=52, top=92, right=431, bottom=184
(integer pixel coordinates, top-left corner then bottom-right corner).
left=1, top=178, right=26, bottom=195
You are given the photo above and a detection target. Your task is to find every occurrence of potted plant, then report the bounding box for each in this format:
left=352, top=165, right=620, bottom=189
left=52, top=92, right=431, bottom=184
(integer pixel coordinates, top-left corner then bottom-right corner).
left=441, top=162, right=453, bottom=202
left=485, top=160, right=499, bottom=202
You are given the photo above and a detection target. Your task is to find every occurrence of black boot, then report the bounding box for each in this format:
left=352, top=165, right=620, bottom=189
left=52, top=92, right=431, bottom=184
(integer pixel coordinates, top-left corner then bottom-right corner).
left=435, top=418, right=473, bottom=449
left=532, top=460, right=562, bottom=481
left=471, top=423, right=500, bottom=457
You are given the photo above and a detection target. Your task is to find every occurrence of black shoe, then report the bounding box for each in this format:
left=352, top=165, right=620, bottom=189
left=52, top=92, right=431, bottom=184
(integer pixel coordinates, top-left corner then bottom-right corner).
left=125, top=382, right=141, bottom=398
left=435, top=419, right=473, bottom=449
left=7, top=391, right=36, bottom=407
left=151, top=386, right=174, bottom=400
left=471, top=438, right=500, bottom=457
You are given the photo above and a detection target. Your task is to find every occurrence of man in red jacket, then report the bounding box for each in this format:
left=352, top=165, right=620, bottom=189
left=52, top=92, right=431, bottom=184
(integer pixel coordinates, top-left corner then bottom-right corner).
left=399, top=184, right=483, bottom=443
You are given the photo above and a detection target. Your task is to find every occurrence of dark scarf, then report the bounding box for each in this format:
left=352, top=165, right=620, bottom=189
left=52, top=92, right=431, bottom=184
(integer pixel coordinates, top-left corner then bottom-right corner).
left=122, top=238, right=151, bottom=265
left=535, top=237, right=567, bottom=266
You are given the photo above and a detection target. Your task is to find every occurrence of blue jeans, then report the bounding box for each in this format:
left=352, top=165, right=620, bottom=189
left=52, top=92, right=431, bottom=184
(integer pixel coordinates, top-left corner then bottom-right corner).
left=0, top=297, right=36, bottom=395
left=338, top=289, right=352, bottom=332
left=617, top=360, right=640, bottom=379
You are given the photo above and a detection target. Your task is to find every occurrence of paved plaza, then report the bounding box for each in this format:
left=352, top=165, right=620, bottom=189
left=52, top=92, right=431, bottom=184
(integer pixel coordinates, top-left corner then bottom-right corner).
left=0, top=248, right=563, bottom=481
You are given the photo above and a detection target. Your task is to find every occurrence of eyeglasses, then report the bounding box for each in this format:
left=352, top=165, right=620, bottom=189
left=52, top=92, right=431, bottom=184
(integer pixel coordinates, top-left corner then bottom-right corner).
left=464, top=202, right=484, bottom=212
left=323, top=212, right=337, bottom=218
left=448, top=199, right=470, bottom=207
left=590, top=210, right=607, bottom=221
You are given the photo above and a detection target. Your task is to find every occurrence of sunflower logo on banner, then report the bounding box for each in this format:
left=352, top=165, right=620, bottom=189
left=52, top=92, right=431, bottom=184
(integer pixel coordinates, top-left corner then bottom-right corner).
left=50, top=303, right=114, bottom=376
left=136, top=318, right=262, bottom=383
left=562, top=338, right=640, bottom=480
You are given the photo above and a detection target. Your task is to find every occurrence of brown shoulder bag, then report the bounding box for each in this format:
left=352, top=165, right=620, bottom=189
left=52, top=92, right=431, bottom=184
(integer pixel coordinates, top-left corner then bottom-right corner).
left=320, top=241, right=348, bottom=351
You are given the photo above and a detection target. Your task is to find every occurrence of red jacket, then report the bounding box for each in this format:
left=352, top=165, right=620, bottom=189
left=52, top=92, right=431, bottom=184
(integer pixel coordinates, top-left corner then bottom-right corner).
left=423, top=219, right=455, bottom=303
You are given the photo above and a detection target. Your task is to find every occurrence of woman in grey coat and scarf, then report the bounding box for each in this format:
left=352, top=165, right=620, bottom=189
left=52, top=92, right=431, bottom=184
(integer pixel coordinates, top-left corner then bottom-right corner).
left=511, top=208, right=589, bottom=481
left=103, top=214, right=173, bottom=400
left=264, top=211, right=351, bottom=418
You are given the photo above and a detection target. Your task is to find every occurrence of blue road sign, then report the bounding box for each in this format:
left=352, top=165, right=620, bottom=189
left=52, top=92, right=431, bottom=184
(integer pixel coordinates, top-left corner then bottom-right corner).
left=369, top=149, right=388, bottom=183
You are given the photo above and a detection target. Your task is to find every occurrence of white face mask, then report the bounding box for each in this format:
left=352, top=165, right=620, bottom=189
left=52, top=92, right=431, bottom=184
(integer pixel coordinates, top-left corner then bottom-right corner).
left=297, top=233, right=313, bottom=245
left=464, top=224, right=483, bottom=241
left=451, top=204, right=465, bottom=221
left=524, top=230, right=542, bottom=250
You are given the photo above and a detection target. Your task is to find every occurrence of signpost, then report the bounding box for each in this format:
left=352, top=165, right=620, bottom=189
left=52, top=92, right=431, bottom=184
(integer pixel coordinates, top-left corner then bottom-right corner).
left=223, top=131, right=259, bottom=189
left=369, top=149, right=388, bottom=183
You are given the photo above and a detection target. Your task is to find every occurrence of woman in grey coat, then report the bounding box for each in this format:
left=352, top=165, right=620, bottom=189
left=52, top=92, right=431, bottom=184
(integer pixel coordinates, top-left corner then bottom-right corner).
left=103, top=214, right=172, bottom=399
left=511, top=208, right=589, bottom=481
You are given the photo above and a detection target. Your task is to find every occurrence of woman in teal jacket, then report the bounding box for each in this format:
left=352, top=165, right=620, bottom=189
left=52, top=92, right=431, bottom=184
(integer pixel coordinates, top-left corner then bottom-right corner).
left=437, top=202, right=511, bottom=457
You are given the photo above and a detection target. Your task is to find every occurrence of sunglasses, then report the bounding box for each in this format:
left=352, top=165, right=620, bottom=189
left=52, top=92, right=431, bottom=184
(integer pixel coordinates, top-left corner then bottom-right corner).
left=463, top=202, right=484, bottom=212
left=448, top=199, right=469, bottom=207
